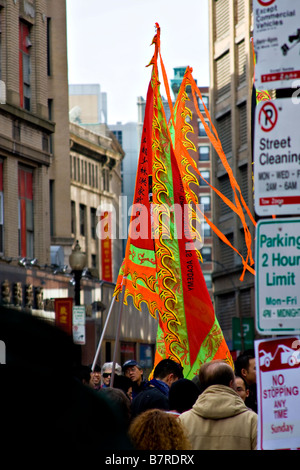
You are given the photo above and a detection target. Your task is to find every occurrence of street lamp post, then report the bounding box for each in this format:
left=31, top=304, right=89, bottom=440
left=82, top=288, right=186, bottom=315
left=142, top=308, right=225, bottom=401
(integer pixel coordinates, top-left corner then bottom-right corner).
left=69, top=240, right=87, bottom=306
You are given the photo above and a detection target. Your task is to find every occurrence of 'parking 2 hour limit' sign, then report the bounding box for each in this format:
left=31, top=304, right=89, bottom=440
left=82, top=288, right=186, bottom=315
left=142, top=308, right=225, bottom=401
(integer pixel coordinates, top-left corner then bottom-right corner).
left=255, top=218, right=300, bottom=335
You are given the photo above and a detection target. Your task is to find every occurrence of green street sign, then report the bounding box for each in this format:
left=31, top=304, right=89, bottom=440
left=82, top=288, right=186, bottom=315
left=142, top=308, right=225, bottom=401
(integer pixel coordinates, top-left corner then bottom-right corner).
left=232, top=317, right=254, bottom=350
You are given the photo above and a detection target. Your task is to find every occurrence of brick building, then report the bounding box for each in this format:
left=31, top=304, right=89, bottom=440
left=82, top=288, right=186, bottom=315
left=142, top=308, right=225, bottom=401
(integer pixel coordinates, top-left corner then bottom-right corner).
left=209, top=0, right=257, bottom=351
left=0, top=0, right=73, bottom=308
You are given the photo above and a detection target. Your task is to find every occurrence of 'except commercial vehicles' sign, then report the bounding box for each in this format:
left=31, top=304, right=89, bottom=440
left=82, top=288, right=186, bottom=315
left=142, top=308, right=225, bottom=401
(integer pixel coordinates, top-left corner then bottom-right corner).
left=253, top=0, right=300, bottom=90
left=254, top=98, right=300, bottom=216
left=255, top=336, right=300, bottom=450
left=255, top=218, right=300, bottom=335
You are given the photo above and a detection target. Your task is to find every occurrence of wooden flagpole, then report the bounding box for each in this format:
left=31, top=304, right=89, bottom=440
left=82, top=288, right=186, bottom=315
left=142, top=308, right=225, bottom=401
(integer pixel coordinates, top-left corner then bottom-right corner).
left=110, top=277, right=127, bottom=387
left=91, top=295, right=116, bottom=372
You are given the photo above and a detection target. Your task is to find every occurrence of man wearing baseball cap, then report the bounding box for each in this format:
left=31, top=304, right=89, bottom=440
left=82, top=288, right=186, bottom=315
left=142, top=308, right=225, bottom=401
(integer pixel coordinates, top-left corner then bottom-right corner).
left=122, top=360, right=145, bottom=399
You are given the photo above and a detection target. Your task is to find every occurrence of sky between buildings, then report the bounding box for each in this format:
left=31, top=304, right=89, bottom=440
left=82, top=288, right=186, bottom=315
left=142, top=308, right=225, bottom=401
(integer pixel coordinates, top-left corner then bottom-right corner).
left=66, top=0, right=210, bottom=125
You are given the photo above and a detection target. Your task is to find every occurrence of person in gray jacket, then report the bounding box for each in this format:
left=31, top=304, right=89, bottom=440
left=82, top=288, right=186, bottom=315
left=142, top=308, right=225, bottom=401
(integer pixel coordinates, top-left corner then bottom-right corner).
left=179, top=360, right=257, bottom=450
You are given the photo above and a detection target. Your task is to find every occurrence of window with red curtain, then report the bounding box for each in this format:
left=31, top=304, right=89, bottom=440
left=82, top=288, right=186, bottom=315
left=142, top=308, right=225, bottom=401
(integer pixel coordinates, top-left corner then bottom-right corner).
left=0, top=159, right=3, bottom=253
left=18, top=167, right=33, bottom=258
left=19, top=22, right=31, bottom=111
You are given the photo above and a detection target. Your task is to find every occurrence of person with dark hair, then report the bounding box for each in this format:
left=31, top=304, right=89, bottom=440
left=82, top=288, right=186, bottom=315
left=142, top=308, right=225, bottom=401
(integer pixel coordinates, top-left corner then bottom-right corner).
left=235, top=350, right=257, bottom=412
left=113, top=374, right=133, bottom=401
left=179, top=360, right=257, bottom=450
left=100, top=387, right=132, bottom=429
left=168, top=378, right=199, bottom=415
left=73, top=364, right=92, bottom=386
left=88, top=363, right=102, bottom=391
left=129, top=409, right=191, bottom=450
left=0, top=305, right=132, bottom=451
left=130, top=358, right=183, bottom=418
left=122, top=360, right=145, bottom=398
left=235, top=375, right=250, bottom=404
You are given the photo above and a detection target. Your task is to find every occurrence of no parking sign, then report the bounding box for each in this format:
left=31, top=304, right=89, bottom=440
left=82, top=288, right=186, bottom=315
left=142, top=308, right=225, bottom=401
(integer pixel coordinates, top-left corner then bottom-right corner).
left=254, top=98, right=300, bottom=216
left=255, top=336, right=300, bottom=450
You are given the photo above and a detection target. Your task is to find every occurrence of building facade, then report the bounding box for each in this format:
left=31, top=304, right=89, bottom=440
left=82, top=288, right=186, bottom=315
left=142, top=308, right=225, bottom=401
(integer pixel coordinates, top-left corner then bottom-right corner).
left=0, top=0, right=72, bottom=306
left=69, top=121, right=124, bottom=283
left=209, top=0, right=256, bottom=351
left=109, top=121, right=139, bottom=256
left=0, top=2, right=157, bottom=370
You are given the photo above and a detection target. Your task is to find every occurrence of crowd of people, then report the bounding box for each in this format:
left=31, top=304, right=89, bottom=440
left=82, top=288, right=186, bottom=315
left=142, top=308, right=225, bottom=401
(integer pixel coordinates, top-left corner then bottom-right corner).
left=1, top=305, right=257, bottom=452
left=74, top=350, right=258, bottom=451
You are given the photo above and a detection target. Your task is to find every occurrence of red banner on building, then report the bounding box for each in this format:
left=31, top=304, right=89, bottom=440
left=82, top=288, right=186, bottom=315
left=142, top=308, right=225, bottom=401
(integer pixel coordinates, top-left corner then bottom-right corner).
left=55, top=298, right=73, bottom=335
left=101, top=212, right=113, bottom=282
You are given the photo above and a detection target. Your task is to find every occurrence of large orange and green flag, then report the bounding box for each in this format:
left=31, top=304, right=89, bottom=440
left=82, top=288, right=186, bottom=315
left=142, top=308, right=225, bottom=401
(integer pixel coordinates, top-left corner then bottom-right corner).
left=114, top=25, right=233, bottom=378
left=168, top=66, right=256, bottom=281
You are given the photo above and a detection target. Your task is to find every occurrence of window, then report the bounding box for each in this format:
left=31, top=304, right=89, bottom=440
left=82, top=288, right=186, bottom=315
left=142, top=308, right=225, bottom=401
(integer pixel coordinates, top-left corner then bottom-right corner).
left=198, top=95, right=209, bottom=112
left=239, top=164, right=249, bottom=205
left=198, top=121, right=207, bottom=137
left=71, top=201, right=76, bottom=235
left=215, top=0, right=230, bottom=40
left=204, top=273, right=212, bottom=289
left=216, top=112, right=232, bottom=155
left=19, top=22, right=31, bottom=111
left=219, top=174, right=233, bottom=215
left=48, top=99, right=53, bottom=153
left=90, top=207, right=96, bottom=239
left=92, top=164, right=95, bottom=187
left=73, top=156, right=76, bottom=180
left=46, top=18, right=51, bottom=76
left=91, top=254, right=97, bottom=268
left=201, top=247, right=212, bottom=262
left=220, top=232, right=234, bottom=266
left=112, top=130, right=123, bottom=147
left=199, top=145, right=210, bottom=161
left=77, top=158, right=80, bottom=182
left=95, top=166, right=98, bottom=189
left=13, top=120, right=21, bottom=142
left=0, top=159, right=3, bottom=252
left=203, top=222, right=211, bottom=238
left=200, top=195, right=211, bottom=212
left=102, top=169, right=110, bottom=191
left=216, top=292, right=236, bottom=332
left=200, top=170, right=210, bottom=186
left=49, top=180, right=54, bottom=237
left=215, top=52, right=230, bottom=100
left=18, top=167, right=34, bottom=258
left=238, top=102, right=247, bottom=148
left=0, top=10, right=2, bottom=81
left=79, top=204, right=86, bottom=236
left=237, top=40, right=246, bottom=87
